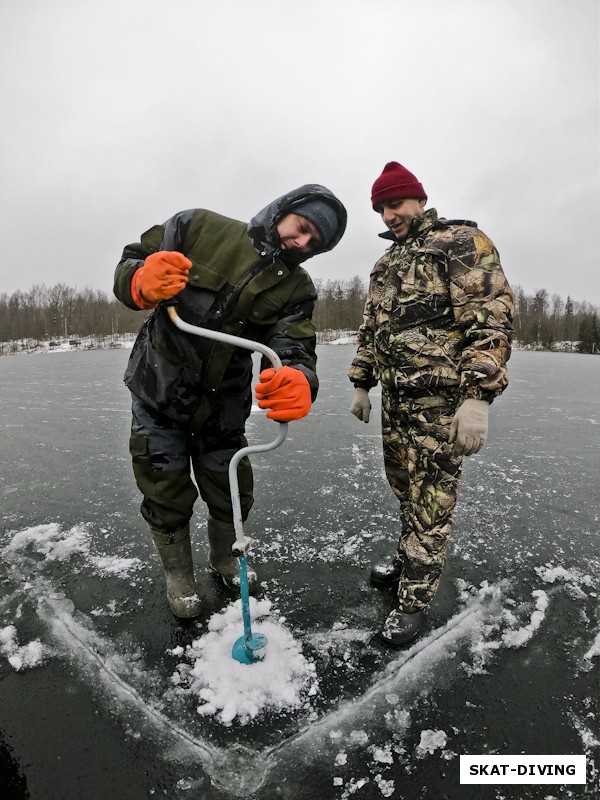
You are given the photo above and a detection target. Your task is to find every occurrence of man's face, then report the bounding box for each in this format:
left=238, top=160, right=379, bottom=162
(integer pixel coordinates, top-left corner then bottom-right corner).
left=377, top=197, right=426, bottom=241
left=277, top=214, right=322, bottom=253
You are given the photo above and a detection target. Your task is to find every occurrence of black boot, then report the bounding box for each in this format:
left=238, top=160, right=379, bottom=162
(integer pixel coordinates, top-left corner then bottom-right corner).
left=370, top=560, right=403, bottom=587
left=380, top=608, right=425, bottom=646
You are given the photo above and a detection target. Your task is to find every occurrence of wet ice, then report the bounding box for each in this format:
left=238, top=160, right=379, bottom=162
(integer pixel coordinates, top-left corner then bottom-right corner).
left=1, top=347, right=599, bottom=798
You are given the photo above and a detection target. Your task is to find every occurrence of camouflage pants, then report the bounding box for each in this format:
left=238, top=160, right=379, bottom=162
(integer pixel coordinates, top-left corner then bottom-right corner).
left=129, top=395, right=254, bottom=533
left=381, top=389, right=463, bottom=612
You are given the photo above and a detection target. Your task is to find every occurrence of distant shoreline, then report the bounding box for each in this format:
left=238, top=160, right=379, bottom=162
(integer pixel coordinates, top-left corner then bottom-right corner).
left=1, top=333, right=596, bottom=357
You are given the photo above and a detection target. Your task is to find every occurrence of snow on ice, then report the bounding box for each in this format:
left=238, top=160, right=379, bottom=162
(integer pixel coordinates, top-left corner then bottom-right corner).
left=5, top=522, right=142, bottom=577
left=584, top=631, right=600, bottom=661
left=6, top=522, right=89, bottom=562
left=2, top=517, right=599, bottom=800
left=415, top=729, right=448, bottom=757
left=500, top=589, right=549, bottom=649
left=0, top=625, right=46, bottom=671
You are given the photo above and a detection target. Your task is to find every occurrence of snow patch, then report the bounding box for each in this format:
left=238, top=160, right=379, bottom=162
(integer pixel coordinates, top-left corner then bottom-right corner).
left=460, top=583, right=552, bottom=673
left=501, top=589, right=549, bottom=648
left=415, top=728, right=448, bottom=757
left=370, top=745, right=394, bottom=764
left=328, top=336, right=357, bottom=345
left=374, top=774, right=396, bottom=797
left=5, top=522, right=143, bottom=579
left=0, top=625, right=46, bottom=671
left=89, top=555, right=143, bottom=578
left=584, top=631, right=600, bottom=661
left=535, top=564, right=595, bottom=592
left=6, top=522, right=89, bottom=561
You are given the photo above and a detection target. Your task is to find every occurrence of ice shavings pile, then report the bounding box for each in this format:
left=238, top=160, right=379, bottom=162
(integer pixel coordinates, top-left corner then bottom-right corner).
left=0, top=624, right=46, bottom=671
left=168, top=597, right=318, bottom=726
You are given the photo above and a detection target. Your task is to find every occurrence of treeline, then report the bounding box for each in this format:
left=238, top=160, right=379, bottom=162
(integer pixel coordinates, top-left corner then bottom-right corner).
left=312, top=276, right=366, bottom=332
left=1, top=280, right=599, bottom=354
left=314, top=280, right=600, bottom=354
left=0, top=283, right=141, bottom=342
left=513, top=286, right=600, bottom=353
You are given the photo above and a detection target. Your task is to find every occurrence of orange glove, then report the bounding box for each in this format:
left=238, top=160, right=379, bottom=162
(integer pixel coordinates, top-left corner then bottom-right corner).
left=255, top=366, right=312, bottom=422
left=131, top=251, right=192, bottom=309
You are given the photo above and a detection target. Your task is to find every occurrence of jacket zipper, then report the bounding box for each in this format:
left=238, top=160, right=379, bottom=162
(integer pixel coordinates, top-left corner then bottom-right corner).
left=203, top=250, right=282, bottom=385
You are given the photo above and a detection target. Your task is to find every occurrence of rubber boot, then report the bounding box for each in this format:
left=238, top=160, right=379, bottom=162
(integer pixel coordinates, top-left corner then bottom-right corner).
left=207, top=516, right=258, bottom=594
left=370, top=558, right=404, bottom=587
left=380, top=608, right=425, bottom=647
left=149, top=526, right=201, bottom=619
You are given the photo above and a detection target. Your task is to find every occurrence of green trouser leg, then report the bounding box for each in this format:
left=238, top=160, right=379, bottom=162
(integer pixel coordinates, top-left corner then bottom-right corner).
left=149, top=525, right=201, bottom=618
left=207, top=516, right=258, bottom=594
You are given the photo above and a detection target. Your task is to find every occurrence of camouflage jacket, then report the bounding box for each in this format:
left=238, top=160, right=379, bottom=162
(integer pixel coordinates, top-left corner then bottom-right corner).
left=348, top=208, right=514, bottom=402
left=114, top=185, right=347, bottom=430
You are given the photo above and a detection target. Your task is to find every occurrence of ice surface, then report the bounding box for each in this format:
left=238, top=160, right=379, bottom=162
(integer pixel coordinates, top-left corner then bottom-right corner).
left=1, top=348, right=599, bottom=798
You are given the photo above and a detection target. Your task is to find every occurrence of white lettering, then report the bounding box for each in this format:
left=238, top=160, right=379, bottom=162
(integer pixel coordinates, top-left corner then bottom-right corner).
left=460, top=755, right=586, bottom=785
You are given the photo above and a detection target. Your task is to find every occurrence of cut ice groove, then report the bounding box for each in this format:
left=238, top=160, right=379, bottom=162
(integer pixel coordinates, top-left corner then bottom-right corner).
left=3, top=542, right=569, bottom=798
left=25, top=564, right=498, bottom=797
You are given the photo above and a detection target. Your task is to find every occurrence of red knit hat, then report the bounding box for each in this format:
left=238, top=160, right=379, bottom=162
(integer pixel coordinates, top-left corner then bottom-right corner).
left=371, top=162, right=427, bottom=209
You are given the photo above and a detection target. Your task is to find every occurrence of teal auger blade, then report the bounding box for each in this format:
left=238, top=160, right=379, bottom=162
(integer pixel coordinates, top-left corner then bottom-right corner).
left=231, top=555, right=267, bottom=665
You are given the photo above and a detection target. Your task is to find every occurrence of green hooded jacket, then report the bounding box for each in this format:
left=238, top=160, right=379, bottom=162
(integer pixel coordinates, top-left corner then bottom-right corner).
left=114, top=184, right=347, bottom=431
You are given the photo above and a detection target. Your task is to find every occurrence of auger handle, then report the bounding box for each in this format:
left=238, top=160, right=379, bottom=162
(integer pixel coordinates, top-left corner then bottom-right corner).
left=166, top=306, right=288, bottom=552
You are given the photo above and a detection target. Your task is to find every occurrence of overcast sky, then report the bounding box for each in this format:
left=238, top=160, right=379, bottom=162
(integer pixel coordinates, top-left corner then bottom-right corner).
left=1, top=0, right=598, bottom=306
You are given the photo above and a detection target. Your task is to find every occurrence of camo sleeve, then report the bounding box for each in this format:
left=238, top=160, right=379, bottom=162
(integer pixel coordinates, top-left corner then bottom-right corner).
left=447, top=228, right=514, bottom=402
left=347, top=272, right=379, bottom=390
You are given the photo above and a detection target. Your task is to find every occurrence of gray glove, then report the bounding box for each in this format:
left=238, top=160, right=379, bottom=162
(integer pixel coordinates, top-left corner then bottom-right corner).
left=350, top=387, right=371, bottom=423
left=448, top=398, right=489, bottom=457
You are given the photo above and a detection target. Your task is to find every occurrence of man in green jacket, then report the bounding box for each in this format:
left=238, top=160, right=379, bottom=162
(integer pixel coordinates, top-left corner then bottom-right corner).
left=348, top=162, right=513, bottom=646
left=114, top=184, right=347, bottom=618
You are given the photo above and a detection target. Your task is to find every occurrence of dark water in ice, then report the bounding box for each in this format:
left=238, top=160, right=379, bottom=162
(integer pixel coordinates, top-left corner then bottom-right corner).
left=0, top=346, right=598, bottom=800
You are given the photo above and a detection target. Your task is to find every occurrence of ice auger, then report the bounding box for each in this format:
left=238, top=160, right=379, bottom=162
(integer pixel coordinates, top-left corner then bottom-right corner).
left=167, top=306, right=288, bottom=664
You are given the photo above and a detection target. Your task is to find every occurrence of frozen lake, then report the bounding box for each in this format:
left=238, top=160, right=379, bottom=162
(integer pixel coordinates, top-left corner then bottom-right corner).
left=0, top=346, right=598, bottom=800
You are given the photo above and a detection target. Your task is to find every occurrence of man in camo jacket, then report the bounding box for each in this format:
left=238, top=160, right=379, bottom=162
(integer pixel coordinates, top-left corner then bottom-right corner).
left=348, top=161, right=513, bottom=646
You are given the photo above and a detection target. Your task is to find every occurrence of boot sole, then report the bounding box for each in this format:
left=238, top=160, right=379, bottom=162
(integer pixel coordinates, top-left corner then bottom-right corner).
left=168, top=601, right=202, bottom=619
left=370, top=575, right=401, bottom=588
left=379, top=627, right=422, bottom=647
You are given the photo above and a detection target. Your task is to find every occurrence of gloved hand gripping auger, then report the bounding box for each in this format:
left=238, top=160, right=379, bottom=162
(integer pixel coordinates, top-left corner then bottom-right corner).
left=166, top=305, right=288, bottom=665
